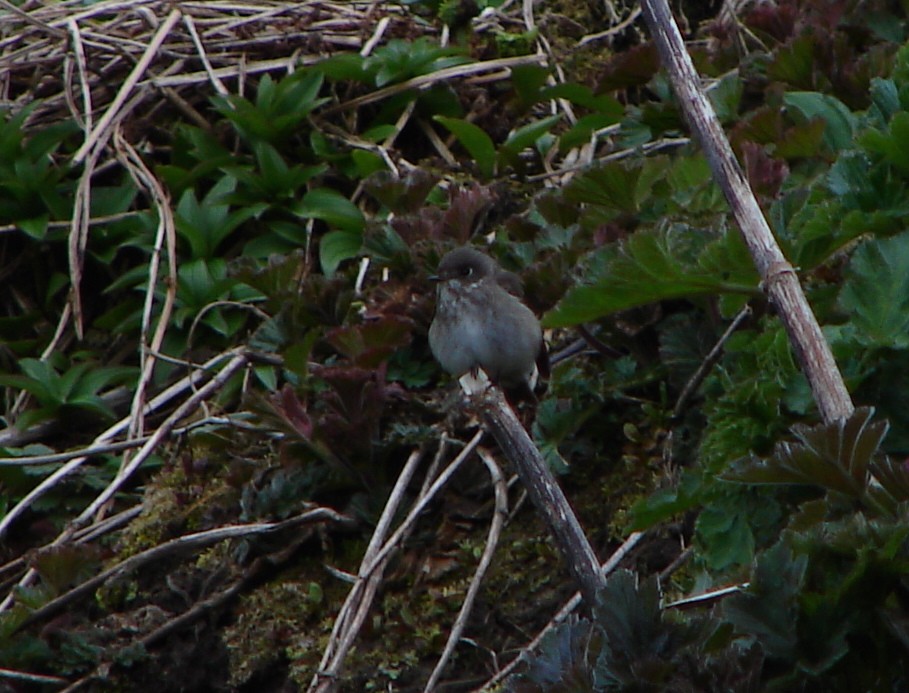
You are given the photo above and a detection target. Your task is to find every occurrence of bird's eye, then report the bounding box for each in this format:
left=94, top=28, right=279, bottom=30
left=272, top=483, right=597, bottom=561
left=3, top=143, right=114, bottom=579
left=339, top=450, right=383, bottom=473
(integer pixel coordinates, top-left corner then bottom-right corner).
left=462, top=266, right=473, bottom=277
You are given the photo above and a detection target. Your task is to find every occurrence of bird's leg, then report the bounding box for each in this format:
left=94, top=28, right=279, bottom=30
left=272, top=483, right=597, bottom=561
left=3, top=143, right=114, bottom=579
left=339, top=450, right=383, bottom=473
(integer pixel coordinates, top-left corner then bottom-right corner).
left=459, top=368, right=492, bottom=396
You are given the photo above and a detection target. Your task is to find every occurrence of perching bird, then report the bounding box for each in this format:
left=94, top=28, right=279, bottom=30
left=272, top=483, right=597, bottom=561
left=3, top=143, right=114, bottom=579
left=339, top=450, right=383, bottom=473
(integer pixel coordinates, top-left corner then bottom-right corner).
left=429, top=246, right=546, bottom=401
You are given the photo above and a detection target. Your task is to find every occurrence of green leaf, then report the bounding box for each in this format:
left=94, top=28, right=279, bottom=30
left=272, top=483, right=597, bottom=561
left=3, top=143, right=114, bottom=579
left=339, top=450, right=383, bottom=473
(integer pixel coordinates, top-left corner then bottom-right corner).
left=627, top=471, right=704, bottom=530
left=365, top=38, right=471, bottom=87
left=543, top=227, right=757, bottom=327
left=783, top=92, right=856, bottom=152
left=295, top=188, right=365, bottom=233
left=509, top=64, right=551, bottom=106
left=541, top=83, right=623, bottom=115
left=862, top=111, right=909, bottom=176
left=432, top=116, right=496, bottom=178
left=17, top=215, right=49, bottom=240
left=319, top=229, right=362, bottom=277
left=317, top=53, right=373, bottom=83
left=708, top=72, right=743, bottom=124
left=838, top=231, right=909, bottom=349
left=723, top=407, right=888, bottom=500
left=351, top=150, right=386, bottom=177
left=696, top=506, right=755, bottom=570
left=498, top=115, right=561, bottom=167
left=723, top=542, right=807, bottom=659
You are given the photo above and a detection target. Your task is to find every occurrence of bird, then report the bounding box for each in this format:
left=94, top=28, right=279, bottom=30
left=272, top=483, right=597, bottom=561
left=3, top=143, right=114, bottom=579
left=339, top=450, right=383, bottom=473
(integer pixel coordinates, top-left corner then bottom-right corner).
left=429, top=246, right=547, bottom=401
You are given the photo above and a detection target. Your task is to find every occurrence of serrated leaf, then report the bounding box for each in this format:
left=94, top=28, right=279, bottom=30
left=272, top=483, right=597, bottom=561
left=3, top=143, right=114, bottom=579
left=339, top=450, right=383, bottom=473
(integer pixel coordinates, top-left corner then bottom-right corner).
left=723, top=407, right=887, bottom=499
left=723, top=542, right=806, bottom=659
left=543, top=227, right=757, bottom=327
left=838, top=231, right=909, bottom=348
left=696, top=506, right=755, bottom=570
left=861, top=111, right=909, bottom=175
left=783, top=92, right=856, bottom=152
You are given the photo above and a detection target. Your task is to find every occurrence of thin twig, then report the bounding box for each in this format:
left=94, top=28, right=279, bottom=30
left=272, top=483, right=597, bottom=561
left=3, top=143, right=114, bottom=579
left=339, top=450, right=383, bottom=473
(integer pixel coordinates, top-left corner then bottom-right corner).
left=477, top=530, right=645, bottom=690
left=75, top=351, right=249, bottom=525
left=66, top=18, right=93, bottom=133
left=113, top=129, right=177, bottom=457
left=311, top=446, right=427, bottom=690
left=14, top=507, right=353, bottom=635
left=0, top=349, right=245, bottom=547
left=72, top=8, right=182, bottom=164
left=673, top=305, right=752, bottom=419
left=322, top=54, right=547, bottom=115
left=0, top=415, right=249, bottom=466
left=424, top=447, right=507, bottom=692
left=182, top=12, right=230, bottom=96
left=579, top=5, right=643, bottom=46
left=0, top=666, right=69, bottom=687
left=311, top=432, right=483, bottom=693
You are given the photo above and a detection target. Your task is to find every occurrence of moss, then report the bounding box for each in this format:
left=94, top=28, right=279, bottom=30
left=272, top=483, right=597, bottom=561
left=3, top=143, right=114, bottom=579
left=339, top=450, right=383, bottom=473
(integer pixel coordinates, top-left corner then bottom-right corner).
left=225, top=579, right=328, bottom=687
left=114, top=447, right=243, bottom=559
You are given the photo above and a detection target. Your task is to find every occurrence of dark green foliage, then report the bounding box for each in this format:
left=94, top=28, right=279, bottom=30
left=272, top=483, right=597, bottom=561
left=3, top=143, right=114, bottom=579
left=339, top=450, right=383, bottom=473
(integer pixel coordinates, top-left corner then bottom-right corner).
left=512, top=570, right=763, bottom=692
left=838, top=231, right=909, bottom=349
left=5, top=1, right=909, bottom=689
left=520, top=410, right=909, bottom=690
left=212, top=71, right=328, bottom=144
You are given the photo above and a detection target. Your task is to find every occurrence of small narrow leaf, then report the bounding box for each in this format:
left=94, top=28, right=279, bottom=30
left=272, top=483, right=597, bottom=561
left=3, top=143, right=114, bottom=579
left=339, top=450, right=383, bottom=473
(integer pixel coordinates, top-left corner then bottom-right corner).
left=499, top=115, right=561, bottom=159
left=432, top=116, right=496, bottom=178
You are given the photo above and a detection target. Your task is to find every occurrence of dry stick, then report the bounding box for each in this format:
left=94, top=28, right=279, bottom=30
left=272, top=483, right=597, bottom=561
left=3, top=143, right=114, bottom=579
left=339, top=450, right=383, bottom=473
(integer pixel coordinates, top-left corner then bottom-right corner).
left=14, top=507, right=353, bottom=635
left=0, top=505, right=143, bottom=594
left=579, top=4, right=643, bottom=46
left=113, top=131, right=177, bottom=457
left=65, top=9, right=180, bottom=335
left=0, top=354, right=247, bottom=613
left=72, top=7, right=181, bottom=164
left=0, top=415, right=244, bottom=466
left=183, top=12, right=230, bottom=96
left=66, top=18, right=93, bottom=132
left=466, top=374, right=605, bottom=608
left=61, top=529, right=333, bottom=693
left=57, top=575, right=250, bottom=693
left=0, top=667, right=68, bottom=688
left=67, top=142, right=106, bottom=339
left=0, top=349, right=243, bottom=555
left=312, top=446, right=427, bottom=689
left=75, top=351, right=249, bottom=525
left=478, top=530, right=646, bottom=691
left=360, top=14, right=389, bottom=56
left=424, top=448, right=508, bottom=693
left=310, top=431, right=484, bottom=693
left=640, top=0, right=854, bottom=424
left=0, top=0, right=67, bottom=36
left=322, top=54, right=547, bottom=115
left=663, top=305, right=753, bottom=464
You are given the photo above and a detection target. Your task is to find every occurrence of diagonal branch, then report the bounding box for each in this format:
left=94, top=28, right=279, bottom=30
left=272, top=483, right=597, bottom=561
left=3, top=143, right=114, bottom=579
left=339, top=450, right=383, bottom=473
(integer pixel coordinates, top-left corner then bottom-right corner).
left=639, top=0, right=853, bottom=424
